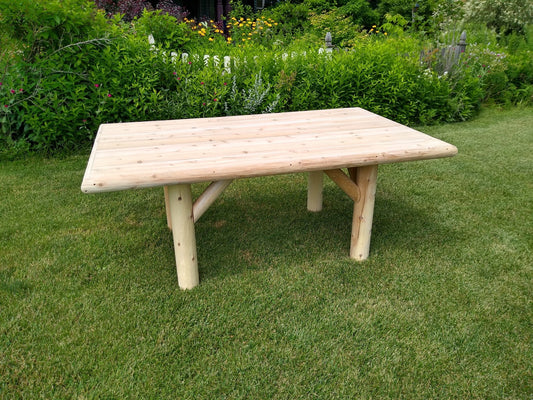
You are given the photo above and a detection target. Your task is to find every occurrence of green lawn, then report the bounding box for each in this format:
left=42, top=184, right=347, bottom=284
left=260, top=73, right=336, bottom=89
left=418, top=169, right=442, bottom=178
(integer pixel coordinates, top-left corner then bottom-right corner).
left=1, top=107, right=532, bottom=399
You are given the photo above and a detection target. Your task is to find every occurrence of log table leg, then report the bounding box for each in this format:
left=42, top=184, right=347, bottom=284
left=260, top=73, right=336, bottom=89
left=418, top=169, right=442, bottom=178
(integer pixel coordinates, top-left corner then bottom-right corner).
left=307, top=171, right=323, bottom=212
left=167, top=184, right=199, bottom=289
left=350, top=165, right=378, bottom=260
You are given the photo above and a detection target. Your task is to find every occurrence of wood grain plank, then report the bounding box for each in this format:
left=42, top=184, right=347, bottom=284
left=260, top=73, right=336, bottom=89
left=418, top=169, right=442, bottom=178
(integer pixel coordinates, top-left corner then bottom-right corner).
left=81, top=108, right=457, bottom=193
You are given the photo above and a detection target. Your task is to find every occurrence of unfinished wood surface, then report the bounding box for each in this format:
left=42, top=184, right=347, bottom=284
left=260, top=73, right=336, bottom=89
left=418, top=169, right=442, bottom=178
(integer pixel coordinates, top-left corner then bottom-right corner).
left=81, top=108, right=457, bottom=193
left=192, top=179, right=233, bottom=222
left=167, top=184, right=199, bottom=289
left=307, top=171, right=323, bottom=212
left=324, top=169, right=360, bottom=202
left=350, top=165, right=378, bottom=260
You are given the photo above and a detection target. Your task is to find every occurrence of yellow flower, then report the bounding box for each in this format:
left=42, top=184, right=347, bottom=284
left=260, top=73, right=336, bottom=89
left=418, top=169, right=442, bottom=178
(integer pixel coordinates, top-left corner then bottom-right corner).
left=227, top=37, right=232, bottom=42
left=209, top=37, right=214, bottom=41
left=384, top=32, right=388, bottom=36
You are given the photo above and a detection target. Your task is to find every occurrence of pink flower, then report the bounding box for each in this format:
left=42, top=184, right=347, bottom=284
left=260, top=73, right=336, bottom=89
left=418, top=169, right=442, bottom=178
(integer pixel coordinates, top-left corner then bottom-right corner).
left=223, top=82, right=227, bottom=86
left=0, top=82, right=3, bottom=86
left=19, top=88, right=23, bottom=92
left=214, top=98, right=218, bottom=102
left=177, top=77, right=181, bottom=80
left=4, top=105, right=8, bottom=108
left=94, top=84, right=100, bottom=88
left=10, top=89, right=15, bottom=94
left=188, top=61, right=192, bottom=65
left=200, top=82, right=204, bottom=85
left=107, top=93, right=112, bottom=97
left=202, top=102, right=206, bottom=106
left=173, top=72, right=177, bottom=75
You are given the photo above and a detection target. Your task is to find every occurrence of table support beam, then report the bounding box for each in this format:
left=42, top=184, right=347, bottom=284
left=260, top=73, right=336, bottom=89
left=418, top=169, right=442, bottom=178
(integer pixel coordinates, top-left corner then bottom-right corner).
left=325, top=168, right=361, bottom=203
left=307, top=171, right=323, bottom=212
left=193, top=180, right=233, bottom=222
left=350, top=165, right=378, bottom=260
left=167, top=184, right=199, bottom=289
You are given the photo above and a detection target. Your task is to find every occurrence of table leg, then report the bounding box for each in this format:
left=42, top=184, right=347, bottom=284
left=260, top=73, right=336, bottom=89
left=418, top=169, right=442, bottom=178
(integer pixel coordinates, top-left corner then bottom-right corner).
left=167, top=184, right=199, bottom=289
left=350, top=165, right=378, bottom=260
left=307, top=171, right=323, bottom=212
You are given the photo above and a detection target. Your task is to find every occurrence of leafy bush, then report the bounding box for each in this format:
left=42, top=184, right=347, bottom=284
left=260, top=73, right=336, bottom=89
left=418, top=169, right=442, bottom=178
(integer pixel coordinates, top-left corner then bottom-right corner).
left=226, top=0, right=255, bottom=20
left=135, top=10, right=192, bottom=51
left=27, top=38, right=177, bottom=151
left=260, top=2, right=312, bottom=37
left=462, top=0, right=533, bottom=35
left=337, top=0, right=379, bottom=28
left=0, top=0, right=108, bottom=62
left=274, top=38, right=469, bottom=123
left=308, top=8, right=364, bottom=47
left=2, top=0, right=530, bottom=157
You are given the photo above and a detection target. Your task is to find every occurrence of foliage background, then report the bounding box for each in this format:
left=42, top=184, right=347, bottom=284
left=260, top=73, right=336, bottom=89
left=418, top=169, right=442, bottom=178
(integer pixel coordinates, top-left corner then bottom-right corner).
left=0, top=0, right=532, bottom=157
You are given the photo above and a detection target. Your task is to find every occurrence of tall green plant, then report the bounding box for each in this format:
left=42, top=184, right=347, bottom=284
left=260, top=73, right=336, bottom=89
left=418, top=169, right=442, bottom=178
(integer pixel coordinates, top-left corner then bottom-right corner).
left=0, top=0, right=107, bottom=63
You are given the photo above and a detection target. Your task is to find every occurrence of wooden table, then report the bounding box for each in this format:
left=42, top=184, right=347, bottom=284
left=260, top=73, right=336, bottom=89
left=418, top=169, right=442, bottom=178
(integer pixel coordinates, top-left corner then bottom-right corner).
left=81, top=108, right=457, bottom=289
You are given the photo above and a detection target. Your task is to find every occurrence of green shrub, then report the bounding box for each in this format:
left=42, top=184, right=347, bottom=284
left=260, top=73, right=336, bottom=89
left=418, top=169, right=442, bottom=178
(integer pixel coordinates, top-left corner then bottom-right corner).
left=1, top=28, right=489, bottom=154
left=1, top=1, right=514, bottom=156
left=23, top=36, right=177, bottom=151
left=227, top=0, right=255, bottom=20
left=303, top=0, right=336, bottom=13
left=260, top=2, right=312, bottom=36
left=337, top=0, right=379, bottom=28
left=0, top=0, right=107, bottom=63
left=135, top=10, right=192, bottom=52
left=462, top=0, right=533, bottom=35
left=308, top=9, right=364, bottom=47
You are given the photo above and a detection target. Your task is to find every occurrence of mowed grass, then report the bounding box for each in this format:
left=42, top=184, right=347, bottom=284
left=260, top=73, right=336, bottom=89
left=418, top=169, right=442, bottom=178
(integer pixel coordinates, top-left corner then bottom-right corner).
left=1, top=107, right=532, bottom=399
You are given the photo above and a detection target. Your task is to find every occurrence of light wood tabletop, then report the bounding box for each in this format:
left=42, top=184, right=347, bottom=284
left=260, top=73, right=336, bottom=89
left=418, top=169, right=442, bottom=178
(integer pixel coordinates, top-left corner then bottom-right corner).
left=81, top=107, right=457, bottom=193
